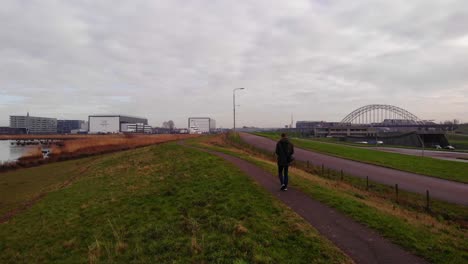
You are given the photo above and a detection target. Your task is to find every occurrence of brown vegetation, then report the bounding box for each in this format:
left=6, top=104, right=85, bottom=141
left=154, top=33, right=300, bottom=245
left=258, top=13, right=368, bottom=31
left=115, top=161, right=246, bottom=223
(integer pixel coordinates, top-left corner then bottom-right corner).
left=17, top=147, right=43, bottom=161
left=49, top=134, right=197, bottom=157
left=0, top=134, right=198, bottom=172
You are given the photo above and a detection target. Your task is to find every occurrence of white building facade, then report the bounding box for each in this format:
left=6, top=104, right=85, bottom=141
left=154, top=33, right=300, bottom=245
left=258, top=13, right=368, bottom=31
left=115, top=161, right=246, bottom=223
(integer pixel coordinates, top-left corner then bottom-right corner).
left=121, top=123, right=152, bottom=133
left=88, top=115, right=148, bottom=133
left=188, top=117, right=216, bottom=134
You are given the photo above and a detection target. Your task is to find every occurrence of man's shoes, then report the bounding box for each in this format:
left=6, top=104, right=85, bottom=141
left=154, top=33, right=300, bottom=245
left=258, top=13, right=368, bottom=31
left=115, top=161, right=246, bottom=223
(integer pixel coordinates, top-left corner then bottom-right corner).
left=280, top=184, right=286, bottom=191
left=284, top=187, right=288, bottom=191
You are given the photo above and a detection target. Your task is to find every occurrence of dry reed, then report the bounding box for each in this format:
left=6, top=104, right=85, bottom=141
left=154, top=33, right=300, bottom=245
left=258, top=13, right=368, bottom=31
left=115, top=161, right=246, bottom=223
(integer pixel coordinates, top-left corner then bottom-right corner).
left=0, top=134, right=198, bottom=173
left=18, top=147, right=43, bottom=161
left=50, top=134, right=197, bottom=157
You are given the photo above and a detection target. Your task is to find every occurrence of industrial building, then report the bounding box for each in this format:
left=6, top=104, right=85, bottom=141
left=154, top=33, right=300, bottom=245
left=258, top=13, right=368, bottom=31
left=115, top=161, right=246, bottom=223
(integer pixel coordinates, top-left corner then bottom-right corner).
left=0, top=127, right=28, bottom=135
left=88, top=115, right=148, bottom=134
left=295, top=119, right=448, bottom=147
left=121, top=123, right=152, bottom=133
left=10, top=113, right=57, bottom=134
left=57, top=120, right=87, bottom=134
left=188, top=117, right=216, bottom=134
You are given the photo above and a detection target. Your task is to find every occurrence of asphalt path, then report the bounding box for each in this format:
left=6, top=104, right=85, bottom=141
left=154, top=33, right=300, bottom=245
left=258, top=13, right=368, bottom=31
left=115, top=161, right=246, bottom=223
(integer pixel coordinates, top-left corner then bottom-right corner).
left=197, top=146, right=427, bottom=264
left=240, top=133, right=468, bottom=206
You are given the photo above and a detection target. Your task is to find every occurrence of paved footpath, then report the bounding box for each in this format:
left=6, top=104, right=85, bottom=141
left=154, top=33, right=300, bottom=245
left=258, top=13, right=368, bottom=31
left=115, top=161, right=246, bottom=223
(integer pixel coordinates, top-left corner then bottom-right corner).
left=240, top=133, right=468, bottom=206
left=199, top=147, right=427, bottom=264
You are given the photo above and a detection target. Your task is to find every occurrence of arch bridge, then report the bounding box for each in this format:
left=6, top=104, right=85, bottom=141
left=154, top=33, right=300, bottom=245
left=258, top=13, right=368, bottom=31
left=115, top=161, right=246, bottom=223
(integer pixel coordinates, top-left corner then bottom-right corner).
left=341, top=104, right=422, bottom=125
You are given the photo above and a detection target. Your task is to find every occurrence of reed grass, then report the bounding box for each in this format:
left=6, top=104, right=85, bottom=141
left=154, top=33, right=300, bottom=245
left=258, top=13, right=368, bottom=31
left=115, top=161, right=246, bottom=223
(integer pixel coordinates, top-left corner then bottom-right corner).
left=49, top=134, right=196, bottom=156
left=17, top=147, right=43, bottom=161
left=0, top=134, right=197, bottom=172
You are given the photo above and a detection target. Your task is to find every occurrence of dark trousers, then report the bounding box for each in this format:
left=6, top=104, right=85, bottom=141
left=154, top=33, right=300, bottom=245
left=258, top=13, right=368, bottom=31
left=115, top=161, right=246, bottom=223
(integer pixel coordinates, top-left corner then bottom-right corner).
left=278, top=165, right=289, bottom=187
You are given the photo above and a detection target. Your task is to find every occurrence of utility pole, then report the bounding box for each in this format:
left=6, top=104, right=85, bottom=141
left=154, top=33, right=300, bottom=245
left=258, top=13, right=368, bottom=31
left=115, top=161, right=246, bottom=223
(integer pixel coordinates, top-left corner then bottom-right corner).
left=233, top=88, right=245, bottom=133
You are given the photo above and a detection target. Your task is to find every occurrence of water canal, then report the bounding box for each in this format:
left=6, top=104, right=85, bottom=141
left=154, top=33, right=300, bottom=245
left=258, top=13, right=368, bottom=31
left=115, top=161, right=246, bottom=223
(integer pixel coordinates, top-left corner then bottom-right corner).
left=0, top=140, right=43, bottom=163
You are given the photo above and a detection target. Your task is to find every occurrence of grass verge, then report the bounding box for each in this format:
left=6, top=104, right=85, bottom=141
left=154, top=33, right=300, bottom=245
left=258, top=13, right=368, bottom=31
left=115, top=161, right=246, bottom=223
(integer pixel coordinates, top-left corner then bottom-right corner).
left=0, top=142, right=350, bottom=263
left=254, top=132, right=468, bottom=183
left=187, top=133, right=468, bottom=264
left=447, top=134, right=468, bottom=150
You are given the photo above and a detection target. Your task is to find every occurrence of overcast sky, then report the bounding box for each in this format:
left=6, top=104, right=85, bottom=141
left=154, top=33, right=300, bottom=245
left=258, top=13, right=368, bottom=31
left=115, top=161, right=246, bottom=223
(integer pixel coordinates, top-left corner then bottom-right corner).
left=1, top=0, right=467, bottom=128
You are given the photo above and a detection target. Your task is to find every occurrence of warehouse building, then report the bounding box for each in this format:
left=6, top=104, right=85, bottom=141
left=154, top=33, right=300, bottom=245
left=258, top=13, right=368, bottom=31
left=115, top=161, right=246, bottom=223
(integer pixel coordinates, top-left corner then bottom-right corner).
left=57, top=120, right=86, bottom=134
left=88, top=115, right=148, bottom=134
left=121, top=123, right=152, bottom=133
left=10, top=113, right=57, bottom=134
left=0, top=127, right=28, bottom=135
left=188, top=117, right=216, bottom=134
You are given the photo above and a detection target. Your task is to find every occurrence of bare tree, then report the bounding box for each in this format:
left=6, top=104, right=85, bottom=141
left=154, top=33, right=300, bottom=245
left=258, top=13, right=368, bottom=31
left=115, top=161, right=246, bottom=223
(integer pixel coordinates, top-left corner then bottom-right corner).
left=162, top=120, right=175, bottom=131
left=443, top=119, right=460, bottom=132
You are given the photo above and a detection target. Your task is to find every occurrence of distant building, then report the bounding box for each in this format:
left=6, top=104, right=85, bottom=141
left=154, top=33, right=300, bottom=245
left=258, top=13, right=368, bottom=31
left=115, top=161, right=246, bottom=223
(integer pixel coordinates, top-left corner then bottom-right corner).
left=188, top=117, right=216, bottom=134
left=152, top=127, right=172, bottom=134
left=57, top=120, right=86, bottom=134
left=314, top=125, right=377, bottom=137
left=121, top=123, right=152, bottom=133
left=88, top=115, right=148, bottom=133
left=296, top=121, right=328, bottom=130
left=0, top=127, right=28, bottom=135
left=10, top=113, right=57, bottom=134
left=176, top=128, right=189, bottom=134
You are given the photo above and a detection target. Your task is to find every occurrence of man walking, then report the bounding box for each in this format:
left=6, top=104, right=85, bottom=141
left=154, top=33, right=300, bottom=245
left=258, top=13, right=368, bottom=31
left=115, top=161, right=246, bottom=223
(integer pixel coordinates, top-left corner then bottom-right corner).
left=275, top=133, right=294, bottom=191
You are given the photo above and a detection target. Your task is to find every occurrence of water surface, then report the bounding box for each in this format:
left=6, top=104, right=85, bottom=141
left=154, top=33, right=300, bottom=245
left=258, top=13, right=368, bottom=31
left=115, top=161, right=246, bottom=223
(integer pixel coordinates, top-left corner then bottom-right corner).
left=0, top=140, right=37, bottom=163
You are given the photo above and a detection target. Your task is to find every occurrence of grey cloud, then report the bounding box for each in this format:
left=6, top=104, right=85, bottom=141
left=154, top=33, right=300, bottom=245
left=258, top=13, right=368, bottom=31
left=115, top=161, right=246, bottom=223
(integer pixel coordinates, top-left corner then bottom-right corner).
left=0, top=0, right=467, bottom=127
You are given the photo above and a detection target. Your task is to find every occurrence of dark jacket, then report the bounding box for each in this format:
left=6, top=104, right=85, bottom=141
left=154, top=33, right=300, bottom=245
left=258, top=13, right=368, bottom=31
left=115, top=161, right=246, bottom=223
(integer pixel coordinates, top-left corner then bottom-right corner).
left=276, top=137, right=294, bottom=166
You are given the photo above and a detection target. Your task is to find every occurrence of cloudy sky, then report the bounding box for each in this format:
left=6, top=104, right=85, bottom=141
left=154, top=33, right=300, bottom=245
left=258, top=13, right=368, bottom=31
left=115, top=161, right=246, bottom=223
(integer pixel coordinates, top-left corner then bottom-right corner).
left=1, top=0, right=467, bottom=128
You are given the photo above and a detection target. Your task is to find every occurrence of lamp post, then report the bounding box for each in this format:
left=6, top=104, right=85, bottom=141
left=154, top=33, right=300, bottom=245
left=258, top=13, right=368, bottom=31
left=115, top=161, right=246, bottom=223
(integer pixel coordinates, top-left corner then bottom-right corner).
left=233, top=88, right=245, bottom=133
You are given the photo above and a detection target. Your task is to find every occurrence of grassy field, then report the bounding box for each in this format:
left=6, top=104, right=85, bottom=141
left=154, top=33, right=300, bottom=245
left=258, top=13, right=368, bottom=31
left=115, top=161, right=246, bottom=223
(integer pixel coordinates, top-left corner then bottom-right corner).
left=447, top=134, right=468, bottom=150
left=254, top=132, right=468, bottom=183
left=454, top=124, right=468, bottom=134
left=0, top=142, right=350, bottom=263
left=190, top=134, right=468, bottom=264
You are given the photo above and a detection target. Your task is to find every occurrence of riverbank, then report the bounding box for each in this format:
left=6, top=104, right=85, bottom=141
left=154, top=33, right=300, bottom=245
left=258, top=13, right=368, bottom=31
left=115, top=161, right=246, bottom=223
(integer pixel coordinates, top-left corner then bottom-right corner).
left=0, top=134, right=198, bottom=173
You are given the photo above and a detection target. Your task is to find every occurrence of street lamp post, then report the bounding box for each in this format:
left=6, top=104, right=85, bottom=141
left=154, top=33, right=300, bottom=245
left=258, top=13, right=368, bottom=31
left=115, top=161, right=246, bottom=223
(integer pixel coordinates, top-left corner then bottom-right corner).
left=233, top=88, right=245, bottom=133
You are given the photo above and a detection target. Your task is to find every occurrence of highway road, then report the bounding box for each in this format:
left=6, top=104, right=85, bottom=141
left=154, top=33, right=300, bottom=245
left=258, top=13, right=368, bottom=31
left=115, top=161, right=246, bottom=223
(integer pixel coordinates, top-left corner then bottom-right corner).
left=240, top=133, right=468, bottom=206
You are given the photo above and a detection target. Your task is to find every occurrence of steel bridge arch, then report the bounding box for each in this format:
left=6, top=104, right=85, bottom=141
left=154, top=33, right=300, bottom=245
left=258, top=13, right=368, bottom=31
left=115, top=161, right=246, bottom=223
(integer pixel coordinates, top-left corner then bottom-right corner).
left=341, top=104, right=421, bottom=124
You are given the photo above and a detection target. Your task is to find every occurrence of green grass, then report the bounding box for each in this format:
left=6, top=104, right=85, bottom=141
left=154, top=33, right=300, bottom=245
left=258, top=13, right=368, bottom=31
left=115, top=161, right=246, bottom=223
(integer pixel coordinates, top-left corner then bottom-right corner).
left=447, top=134, right=468, bottom=150
left=0, top=156, right=102, bottom=216
left=454, top=124, right=468, bottom=135
left=191, top=134, right=468, bottom=264
left=255, top=132, right=468, bottom=183
left=0, top=142, right=350, bottom=263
